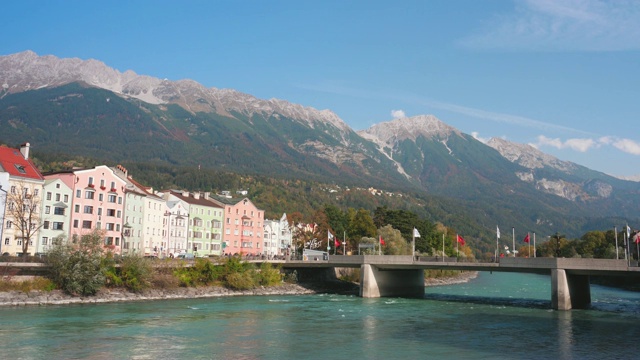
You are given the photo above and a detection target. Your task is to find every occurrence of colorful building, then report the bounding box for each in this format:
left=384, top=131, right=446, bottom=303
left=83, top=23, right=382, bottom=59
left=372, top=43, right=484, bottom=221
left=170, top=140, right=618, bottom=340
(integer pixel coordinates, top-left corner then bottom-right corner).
left=46, top=165, right=127, bottom=253
left=263, top=213, right=292, bottom=258
left=162, top=191, right=224, bottom=257
left=0, top=143, right=45, bottom=256
left=211, top=197, right=264, bottom=256
left=113, top=165, right=165, bottom=256
left=38, top=178, right=73, bottom=253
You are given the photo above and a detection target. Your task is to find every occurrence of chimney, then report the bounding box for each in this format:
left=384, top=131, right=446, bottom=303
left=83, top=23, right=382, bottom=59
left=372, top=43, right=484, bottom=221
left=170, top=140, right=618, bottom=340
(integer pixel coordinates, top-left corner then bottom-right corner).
left=19, top=142, right=30, bottom=160
left=193, top=192, right=201, bottom=200
left=204, top=192, right=210, bottom=199
left=182, top=191, right=189, bottom=197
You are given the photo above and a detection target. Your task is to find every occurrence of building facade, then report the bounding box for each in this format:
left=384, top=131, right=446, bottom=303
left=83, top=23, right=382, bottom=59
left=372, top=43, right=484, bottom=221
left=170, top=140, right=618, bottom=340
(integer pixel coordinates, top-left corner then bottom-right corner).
left=0, top=143, right=45, bottom=256
left=263, top=213, right=292, bottom=258
left=47, top=165, right=127, bottom=253
left=38, top=178, right=73, bottom=253
left=214, top=197, right=264, bottom=256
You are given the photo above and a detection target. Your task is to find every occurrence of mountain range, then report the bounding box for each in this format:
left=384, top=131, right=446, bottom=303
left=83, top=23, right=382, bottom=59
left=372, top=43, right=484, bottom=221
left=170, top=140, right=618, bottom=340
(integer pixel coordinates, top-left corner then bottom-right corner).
left=2, top=50, right=638, bottom=245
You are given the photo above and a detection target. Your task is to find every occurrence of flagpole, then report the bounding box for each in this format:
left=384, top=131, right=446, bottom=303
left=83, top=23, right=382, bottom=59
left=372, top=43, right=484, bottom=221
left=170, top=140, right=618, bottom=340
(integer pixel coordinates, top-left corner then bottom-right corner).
left=442, top=232, right=445, bottom=262
left=456, top=233, right=459, bottom=261
left=343, top=231, right=346, bottom=256
left=528, top=232, right=531, bottom=258
left=512, top=227, right=515, bottom=258
left=533, top=232, right=536, bottom=258
left=378, top=235, right=381, bottom=256
left=615, top=226, right=619, bottom=259
left=412, top=228, right=415, bottom=262
left=496, top=226, right=499, bottom=262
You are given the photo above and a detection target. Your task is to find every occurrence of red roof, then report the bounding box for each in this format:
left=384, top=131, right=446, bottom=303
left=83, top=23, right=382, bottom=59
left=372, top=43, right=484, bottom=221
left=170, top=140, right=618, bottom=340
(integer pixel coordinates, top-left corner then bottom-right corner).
left=0, top=145, right=44, bottom=181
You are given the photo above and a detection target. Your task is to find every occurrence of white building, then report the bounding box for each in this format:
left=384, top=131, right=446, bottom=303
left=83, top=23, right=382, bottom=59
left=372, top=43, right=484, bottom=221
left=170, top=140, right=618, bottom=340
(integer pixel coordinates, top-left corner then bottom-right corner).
left=263, top=213, right=292, bottom=258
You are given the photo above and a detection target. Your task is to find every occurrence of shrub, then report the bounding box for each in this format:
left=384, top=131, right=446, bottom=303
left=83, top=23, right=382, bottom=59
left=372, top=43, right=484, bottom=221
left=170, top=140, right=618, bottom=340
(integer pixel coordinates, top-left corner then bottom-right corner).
left=225, top=271, right=256, bottom=290
left=120, top=255, right=153, bottom=292
left=46, top=230, right=106, bottom=296
left=258, top=262, right=282, bottom=286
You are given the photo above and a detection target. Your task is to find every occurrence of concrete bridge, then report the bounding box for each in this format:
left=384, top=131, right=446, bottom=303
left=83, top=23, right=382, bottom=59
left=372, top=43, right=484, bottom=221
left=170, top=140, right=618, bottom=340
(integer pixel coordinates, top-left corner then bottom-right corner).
left=281, top=255, right=640, bottom=310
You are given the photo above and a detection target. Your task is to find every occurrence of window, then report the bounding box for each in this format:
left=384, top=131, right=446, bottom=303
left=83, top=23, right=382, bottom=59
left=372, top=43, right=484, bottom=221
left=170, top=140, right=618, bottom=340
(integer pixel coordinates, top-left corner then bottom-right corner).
left=73, top=220, right=79, bottom=228
left=108, top=194, right=116, bottom=203
left=98, top=208, right=103, bottom=216
left=42, top=237, right=48, bottom=246
left=46, top=192, right=52, bottom=200
left=56, top=183, right=60, bottom=189
left=82, top=220, right=92, bottom=229
left=75, top=204, right=80, bottom=213
left=34, top=189, right=39, bottom=197
left=43, top=221, right=50, bottom=229
left=55, top=193, right=60, bottom=201
left=234, top=229, right=239, bottom=235
left=83, top=206, right=93, bottom=214
left=4, top=238, right=9, bottom=245
left=64, top=195, right=69, bottom=202
left=6, top=221, right=12, bottom=229
left=45, top=206, right=51, bottom=214
left=76, top=189, right=81, bottom=198
left=54, top=207, right=65, bottom=215
left=117, top=210, right=121, bottom=218
left=14, top=164, right=26, bottom=174
left=118, top=197, right=122, bottom=204
left=53, top=222, right=64, bottom=230
left=88, top=177, right=94, bottom=186
left=85, top=191, right=95, bottom=199
left=99, top=194, right=103, bottom=201
left=106, top=223, right=115, bottom=231
left=213, top=221, right=221, bottom=229
left=107, top=209, right=116, bottom=217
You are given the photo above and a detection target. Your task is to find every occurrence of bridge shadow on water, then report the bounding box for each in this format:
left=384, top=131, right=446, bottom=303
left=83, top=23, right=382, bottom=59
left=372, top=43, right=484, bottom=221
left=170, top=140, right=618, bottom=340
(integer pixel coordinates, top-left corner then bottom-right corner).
left=422, top=293, right=552, bottom=310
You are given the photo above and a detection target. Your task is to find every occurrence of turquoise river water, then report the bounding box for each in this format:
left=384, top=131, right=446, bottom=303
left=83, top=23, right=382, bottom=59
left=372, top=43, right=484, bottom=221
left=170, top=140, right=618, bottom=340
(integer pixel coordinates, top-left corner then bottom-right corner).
left=1, top=272, right=639, bottom=360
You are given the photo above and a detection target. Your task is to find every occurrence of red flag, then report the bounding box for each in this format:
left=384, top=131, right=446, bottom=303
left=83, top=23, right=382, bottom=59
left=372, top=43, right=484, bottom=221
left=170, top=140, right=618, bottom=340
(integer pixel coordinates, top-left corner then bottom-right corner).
left=457, top=235, right=465, bottom=246
left=379, top=235, right=385, bottom=246
left=335, top=238, right=341, bottom=248
left=523, top=233, right=530, bottom=243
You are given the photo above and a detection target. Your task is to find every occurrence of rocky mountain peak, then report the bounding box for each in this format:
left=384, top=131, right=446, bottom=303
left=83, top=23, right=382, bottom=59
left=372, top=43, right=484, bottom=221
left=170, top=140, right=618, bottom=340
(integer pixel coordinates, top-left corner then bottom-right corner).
left=0, top=50, right=350, bottom=133
left=358, top=114, right=460, bottom=145
left=487, top=137, right=576, bottom=173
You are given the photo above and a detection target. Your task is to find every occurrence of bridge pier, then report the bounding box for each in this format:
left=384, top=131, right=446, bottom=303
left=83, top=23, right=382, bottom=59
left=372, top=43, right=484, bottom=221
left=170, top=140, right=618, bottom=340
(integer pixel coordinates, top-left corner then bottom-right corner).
left=360, top=264, right=424, bottom=298
left=551, top=269, right=591, bottom=310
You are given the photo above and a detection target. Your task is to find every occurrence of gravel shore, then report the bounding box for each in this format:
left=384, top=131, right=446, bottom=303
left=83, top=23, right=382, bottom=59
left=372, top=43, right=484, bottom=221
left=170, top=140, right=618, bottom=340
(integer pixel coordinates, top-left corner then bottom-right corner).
left=0, top=272, right=476, bottom=307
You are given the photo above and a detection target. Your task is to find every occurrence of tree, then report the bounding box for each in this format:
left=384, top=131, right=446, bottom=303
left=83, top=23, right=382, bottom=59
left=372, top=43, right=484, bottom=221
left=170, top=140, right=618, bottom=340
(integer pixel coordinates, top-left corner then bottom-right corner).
left=378, top=225, right=410, bottom=255
left=4, top=182, right=43, bottom=257
left=46, top=230, right=107, bottom=296
left=350, top=208, right=377, bottom=240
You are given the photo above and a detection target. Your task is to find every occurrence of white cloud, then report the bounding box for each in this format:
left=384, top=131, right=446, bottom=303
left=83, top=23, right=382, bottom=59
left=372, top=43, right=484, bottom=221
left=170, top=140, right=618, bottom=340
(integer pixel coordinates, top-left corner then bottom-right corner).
left=535, top=135, right=640, bottom=156
left=471, top=132, right=490, bottom=143
left=534, top=135, right=597, bottom=152
left=459, top=0, right=640, bottom=51
left=610, top=138, right=640, bottom=155
left=391, top=109, right=406, bottom=119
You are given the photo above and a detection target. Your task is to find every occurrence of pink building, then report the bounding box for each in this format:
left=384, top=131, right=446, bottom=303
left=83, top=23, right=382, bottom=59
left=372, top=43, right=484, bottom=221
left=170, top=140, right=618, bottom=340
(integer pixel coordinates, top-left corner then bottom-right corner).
left=46, top=165, right=127, bottom=253
left=211, top=197, right=264, bottom=256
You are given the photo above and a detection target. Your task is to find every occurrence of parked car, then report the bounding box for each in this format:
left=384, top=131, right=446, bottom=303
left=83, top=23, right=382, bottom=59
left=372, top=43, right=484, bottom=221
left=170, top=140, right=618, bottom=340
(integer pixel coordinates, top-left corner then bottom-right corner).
left=176, top=253, right=195, bottom=260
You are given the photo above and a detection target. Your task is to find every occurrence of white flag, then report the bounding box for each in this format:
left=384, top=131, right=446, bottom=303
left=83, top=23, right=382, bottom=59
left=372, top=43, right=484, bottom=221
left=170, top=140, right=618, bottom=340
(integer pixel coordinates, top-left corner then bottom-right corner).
left=328, top=231, right=334, bottom=240
left=497, top=226, right=501, bottom=239
left=413, top=228, right=420, bottom=238
left=627, top=225, right=631, bottom=238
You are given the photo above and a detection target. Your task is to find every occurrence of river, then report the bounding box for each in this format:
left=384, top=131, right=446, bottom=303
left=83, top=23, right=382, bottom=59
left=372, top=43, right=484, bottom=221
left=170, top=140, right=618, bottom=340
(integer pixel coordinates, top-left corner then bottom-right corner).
left=1, top=272, right=639, bottom=359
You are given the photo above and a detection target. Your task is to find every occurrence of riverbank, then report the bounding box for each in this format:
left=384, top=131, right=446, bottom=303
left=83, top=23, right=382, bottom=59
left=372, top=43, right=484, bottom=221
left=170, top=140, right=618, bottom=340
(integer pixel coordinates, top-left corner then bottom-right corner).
left=0, top=271, right=477, bottom=307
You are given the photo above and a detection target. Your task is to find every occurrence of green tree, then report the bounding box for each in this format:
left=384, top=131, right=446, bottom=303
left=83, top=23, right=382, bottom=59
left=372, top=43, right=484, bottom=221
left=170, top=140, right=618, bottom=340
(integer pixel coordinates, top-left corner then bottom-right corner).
left=350, top=208, right=377, bottom=242
left=379, top=225, right=410, bottom=255
left=46, top=230, right=107, bottom=296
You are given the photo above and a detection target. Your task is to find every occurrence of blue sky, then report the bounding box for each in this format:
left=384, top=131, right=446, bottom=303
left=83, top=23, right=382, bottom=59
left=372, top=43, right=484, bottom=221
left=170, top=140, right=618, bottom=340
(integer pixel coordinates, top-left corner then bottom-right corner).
left=4, top=0, right=640, bottom=177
